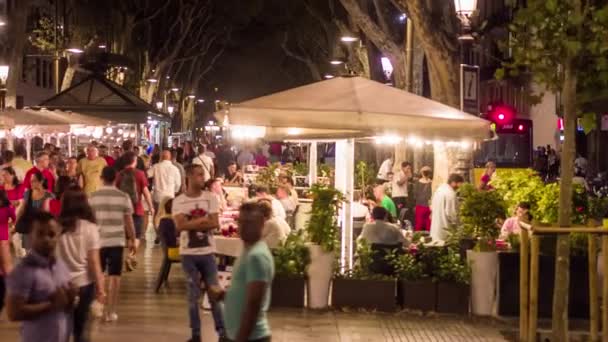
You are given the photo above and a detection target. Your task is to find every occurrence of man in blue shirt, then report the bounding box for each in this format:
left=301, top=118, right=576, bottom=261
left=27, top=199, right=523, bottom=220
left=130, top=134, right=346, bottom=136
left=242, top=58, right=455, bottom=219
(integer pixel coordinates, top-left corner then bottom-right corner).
left=213, top=202, right=274, bottom=342
left=6, top=211, right=76, bottom=342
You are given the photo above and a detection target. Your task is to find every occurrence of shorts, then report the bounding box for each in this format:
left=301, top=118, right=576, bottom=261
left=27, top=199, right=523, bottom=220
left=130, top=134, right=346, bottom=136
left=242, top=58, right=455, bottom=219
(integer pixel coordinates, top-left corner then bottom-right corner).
left=133, top=214, right=144, bottom=239
left=100, top=246, right=124, bottom=276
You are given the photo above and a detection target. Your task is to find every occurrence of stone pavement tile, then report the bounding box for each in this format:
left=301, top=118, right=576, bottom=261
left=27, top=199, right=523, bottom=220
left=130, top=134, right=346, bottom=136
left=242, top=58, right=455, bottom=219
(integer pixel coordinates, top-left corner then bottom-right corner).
left=0, top=246, right=510, bottom=342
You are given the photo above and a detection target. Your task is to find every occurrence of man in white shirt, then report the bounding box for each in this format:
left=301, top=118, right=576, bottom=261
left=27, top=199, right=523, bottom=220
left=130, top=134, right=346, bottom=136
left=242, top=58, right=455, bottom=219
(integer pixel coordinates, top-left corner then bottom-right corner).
left=392, top=161, right=413, bottom=224
left=430, top=173, right=464, bottom=242
left=377, top=157, right=393, bottom=182
left=255, top=185, right=286, bottom=220
left=192, top=145, right=214, bottom=182
left=149, top=149, right=182, bottom=209
left=172, top=164, right=225, bottom=341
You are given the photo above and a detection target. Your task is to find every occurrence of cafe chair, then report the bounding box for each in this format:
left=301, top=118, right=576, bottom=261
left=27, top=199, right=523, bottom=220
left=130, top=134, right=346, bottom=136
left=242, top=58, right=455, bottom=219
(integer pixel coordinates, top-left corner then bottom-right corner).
left=155, top=235, right=181, bottom=293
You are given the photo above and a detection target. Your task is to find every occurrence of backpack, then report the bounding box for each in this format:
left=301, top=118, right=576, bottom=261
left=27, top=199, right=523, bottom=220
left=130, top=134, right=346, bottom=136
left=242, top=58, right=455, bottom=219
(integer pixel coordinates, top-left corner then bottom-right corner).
left=119, top=169, right=138, bottom=207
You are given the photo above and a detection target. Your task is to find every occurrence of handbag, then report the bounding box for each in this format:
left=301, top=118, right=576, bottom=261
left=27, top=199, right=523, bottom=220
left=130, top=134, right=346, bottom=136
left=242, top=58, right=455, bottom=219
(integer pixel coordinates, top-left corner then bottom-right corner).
left=15, top=191, right=40, bottom=234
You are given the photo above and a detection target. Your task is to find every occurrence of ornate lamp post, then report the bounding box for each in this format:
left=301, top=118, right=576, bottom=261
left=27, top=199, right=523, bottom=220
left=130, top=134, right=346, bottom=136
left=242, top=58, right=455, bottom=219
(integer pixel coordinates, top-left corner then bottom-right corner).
left=454, top=0, right=478, bottom=40
left=0, top=64, right=9, bottom=110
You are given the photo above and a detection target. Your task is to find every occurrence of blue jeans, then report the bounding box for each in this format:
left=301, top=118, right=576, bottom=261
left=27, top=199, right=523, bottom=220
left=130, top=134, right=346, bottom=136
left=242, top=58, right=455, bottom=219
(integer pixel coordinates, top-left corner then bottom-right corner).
left=181, top=254, right=225, bottom=338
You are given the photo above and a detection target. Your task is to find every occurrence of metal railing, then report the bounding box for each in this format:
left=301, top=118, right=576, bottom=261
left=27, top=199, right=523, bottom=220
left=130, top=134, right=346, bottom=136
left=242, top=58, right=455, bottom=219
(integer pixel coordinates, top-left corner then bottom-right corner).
left=518, top=221, right=608, bottom=341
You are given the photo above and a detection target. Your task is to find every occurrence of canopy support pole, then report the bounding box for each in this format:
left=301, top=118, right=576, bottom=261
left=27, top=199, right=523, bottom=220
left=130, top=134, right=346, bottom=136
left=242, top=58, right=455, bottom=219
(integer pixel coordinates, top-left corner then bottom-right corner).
left=335, top=139, right=355, bottom=271
left=6, top=130, right=13, bottom=150
left=308, top=142, right=317, bottom=186
left=67, top=134, right=72, bottom=157
left=26, top=136, right=31, bottom=161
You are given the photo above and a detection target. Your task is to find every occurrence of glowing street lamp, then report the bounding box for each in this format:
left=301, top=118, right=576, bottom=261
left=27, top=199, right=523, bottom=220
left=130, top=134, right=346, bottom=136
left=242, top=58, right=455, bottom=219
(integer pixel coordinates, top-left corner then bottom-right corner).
left=0, top=65, right=9, bottom=85
left=187, top=94, right=195, bottom=99
left=167, top=105, right=175, bottom=115
left=324, top=74, right=335, bottom=79
left=66, top=48, right=84, bottom=54
left=454, top=0, right=478, bottom=39
left=329, top=60, right=343, bottom=65
left=340, top=36, right=359, bottom=43
left=171, top=87, right=179, bottom=92
left=147, top=78, right=158, bottom=83
left=197, top=99, right=205, bottom=103
left=155, top=101, right=163, bottom=110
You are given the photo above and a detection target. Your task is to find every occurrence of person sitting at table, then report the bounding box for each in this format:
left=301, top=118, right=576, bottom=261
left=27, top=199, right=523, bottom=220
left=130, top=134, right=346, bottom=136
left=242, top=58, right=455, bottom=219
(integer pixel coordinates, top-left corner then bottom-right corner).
left=224, top=162, right=243, bottom=186
left=156, top=198, right=179, bottom=261
left=255, top=185, right=286, bottom=220
left=499, top=202, right=531, bottom=239
left=206, top=178, right=228, bottom=212
left=373, top=185, right=397, bottom=220
left=359, top=207, right=405, bottom=245
left=279, top=176, right=299, bottom=204
left=276, top=185, right=296, bottom=214
left=258, top=199, right=290, bottom=248
left=359, top=206, right=406, bottom=276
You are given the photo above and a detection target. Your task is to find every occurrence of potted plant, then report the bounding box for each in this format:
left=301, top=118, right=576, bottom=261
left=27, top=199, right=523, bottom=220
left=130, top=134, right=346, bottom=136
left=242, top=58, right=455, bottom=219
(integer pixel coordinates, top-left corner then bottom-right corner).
left=331, top=239, right=396, bottom=311
left=305, top=184, right=343, bottom=309
left=386, top=248, right=435, bottom=312
left=271, top=231, right=310, bottom=308
left=435, top=247, right=471, bottom=314
left=459, top=184, right=505, bottom=316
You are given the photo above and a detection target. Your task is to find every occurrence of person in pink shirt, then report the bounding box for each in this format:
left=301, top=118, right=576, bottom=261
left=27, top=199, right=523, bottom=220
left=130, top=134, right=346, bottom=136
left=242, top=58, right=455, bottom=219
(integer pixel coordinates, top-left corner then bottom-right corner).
left=500, top=202, right=531, bottom=239
left=254, top=148, right=269, bottom=167
left=0, top=190, right=15, bottom=244
left=479, top=161, right=496, bottom=191
left=0, top=167, right=25, bottom=208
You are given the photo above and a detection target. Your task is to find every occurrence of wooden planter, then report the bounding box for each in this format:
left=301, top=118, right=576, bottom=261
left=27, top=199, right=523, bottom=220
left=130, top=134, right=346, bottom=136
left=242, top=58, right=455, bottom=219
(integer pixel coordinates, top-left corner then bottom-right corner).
left=397, top=279, right=436, bottom=312
left=497, top=252, right=589, bottom=318
left=271, top=277, right=306, bottom=308
left=436, top=281, right=470, bottom=314
left=332, top=278, right=396, bottom=312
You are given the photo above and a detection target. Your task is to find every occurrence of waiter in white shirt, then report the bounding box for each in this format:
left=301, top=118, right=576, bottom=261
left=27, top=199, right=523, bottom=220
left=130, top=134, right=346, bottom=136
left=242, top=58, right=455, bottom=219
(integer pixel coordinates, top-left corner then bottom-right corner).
left=149, top=149, right=182, bottom=210
left=430, top=173, right=464, bottom=242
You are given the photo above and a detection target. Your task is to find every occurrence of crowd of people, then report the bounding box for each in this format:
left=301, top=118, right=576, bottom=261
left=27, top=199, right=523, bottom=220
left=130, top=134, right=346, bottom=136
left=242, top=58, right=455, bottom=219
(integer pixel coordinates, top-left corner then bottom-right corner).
left=0, top=138, right=285, bottom=342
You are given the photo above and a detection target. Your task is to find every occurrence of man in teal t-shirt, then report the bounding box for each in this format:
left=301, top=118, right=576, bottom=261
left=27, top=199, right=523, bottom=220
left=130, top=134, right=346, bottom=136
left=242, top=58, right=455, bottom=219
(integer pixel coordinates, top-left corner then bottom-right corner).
left=221, top=202, right=275, bottom=342
left=374, top=185, right=398, bottom=218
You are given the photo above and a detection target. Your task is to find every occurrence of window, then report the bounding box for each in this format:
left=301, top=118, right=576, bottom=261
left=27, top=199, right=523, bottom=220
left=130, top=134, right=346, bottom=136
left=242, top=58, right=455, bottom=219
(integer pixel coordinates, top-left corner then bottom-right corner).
left=35, top=58, right=41, bottom=87
left=42, top=60, right=48, bottom=88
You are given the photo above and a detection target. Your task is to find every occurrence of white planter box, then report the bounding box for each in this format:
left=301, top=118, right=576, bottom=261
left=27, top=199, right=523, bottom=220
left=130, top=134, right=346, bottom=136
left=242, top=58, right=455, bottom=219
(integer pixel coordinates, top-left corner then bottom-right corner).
left=467, top=250, right=498, bottom=316
left=306, top=244, right=334, bottom=309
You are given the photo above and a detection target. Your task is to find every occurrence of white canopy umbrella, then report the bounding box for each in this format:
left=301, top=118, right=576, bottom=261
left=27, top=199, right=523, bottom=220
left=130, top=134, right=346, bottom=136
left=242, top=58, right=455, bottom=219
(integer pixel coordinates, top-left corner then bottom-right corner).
left=215, top=76, right=491, bottom=280
left=217, top=76, right=490, bottom=141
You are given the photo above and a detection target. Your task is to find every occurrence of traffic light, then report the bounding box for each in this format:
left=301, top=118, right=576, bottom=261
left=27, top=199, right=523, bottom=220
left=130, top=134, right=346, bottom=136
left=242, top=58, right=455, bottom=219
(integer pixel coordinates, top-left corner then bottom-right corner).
left=486, top=102, right=516, bottom=125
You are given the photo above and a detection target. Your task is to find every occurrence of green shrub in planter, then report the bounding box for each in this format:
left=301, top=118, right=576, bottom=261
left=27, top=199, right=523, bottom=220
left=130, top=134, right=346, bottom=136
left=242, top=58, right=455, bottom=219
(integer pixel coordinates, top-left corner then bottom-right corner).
left=458, top=184, right=506, bottom=251
left=306, top=184, right=344, bottom=253
left=435, top=248, right=471, bottom=314
left=332, top=240, right=396, bottom=311
left=386, top=249, right=435, bottom=311
left=272, top=231, right=310, bottom=308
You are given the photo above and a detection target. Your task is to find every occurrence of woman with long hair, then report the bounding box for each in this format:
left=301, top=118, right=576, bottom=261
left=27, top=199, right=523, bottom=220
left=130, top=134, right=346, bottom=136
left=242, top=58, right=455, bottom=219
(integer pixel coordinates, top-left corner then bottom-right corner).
left=182, top=141, right=195, bottom=165
left=55, top=188, right=104, bottom=342
left=0, top=189, right=14, bottom=314
left=0, top=166, right=25, bottom=209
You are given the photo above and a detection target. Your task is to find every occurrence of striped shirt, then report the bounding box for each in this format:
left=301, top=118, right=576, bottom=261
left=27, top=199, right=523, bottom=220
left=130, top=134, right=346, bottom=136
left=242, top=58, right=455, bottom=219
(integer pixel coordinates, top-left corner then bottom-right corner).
left=89, top=185, right=134, bottom=248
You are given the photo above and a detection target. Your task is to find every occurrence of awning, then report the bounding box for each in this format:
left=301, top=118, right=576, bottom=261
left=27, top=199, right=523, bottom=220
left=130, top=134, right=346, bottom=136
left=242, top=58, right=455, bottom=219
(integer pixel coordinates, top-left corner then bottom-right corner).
left=216, top=76, right=491, bottom=141
left=32, top=73, right=170, bottom=124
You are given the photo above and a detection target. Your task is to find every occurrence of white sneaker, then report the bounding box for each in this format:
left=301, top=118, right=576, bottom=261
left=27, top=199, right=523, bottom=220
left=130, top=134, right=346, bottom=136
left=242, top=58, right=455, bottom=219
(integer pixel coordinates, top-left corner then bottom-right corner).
left=104, top=312, right=118, bottom=322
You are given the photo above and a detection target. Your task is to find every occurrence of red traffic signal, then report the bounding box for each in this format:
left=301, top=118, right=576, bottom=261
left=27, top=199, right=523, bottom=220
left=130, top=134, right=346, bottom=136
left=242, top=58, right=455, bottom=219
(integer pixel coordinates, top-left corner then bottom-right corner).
left=486, top=103, right=516, bottom=124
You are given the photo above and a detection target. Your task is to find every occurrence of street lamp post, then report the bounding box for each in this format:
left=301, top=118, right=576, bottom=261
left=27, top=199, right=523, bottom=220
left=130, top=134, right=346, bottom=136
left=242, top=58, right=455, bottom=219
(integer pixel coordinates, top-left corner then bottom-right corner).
left=454, top=0, right=478, bottom=41
left=0, top=65, right=9, bottom=110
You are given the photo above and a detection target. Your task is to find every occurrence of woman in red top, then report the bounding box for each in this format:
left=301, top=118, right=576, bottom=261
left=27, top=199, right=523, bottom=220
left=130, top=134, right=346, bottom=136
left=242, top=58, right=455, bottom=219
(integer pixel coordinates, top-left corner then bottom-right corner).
left=0, top=167, right=25, bottom=209
left=479, top=161, right=496, bottom=191
left=48, top=176, right=76, bottom=217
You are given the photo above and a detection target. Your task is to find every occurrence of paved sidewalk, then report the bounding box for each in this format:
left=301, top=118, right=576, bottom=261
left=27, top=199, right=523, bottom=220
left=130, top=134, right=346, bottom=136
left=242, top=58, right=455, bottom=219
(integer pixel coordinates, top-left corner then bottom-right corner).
left=0, top=243, right=510, bottom=341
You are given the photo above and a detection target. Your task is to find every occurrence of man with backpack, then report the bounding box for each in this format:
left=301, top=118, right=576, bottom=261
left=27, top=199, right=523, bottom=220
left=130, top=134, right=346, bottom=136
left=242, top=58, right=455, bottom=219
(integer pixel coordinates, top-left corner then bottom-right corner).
left=192, top=145, right=214, bottom=182
left=115, top=152, right=154, bottom=271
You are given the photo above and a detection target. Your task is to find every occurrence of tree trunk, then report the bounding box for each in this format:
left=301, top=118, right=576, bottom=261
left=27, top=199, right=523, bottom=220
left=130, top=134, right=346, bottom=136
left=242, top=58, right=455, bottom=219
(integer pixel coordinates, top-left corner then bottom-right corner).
left=426, top=52, right=460, bottom=108
left=552, top=63, right=577, bottom=342
left=4, top=0, right=29, bottom=108
left=61, top=59, right=78, bottom=91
